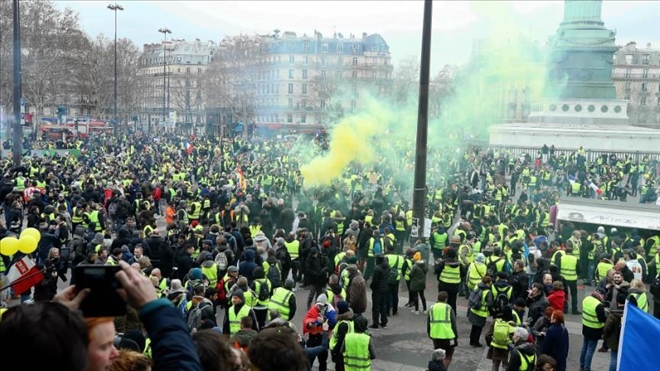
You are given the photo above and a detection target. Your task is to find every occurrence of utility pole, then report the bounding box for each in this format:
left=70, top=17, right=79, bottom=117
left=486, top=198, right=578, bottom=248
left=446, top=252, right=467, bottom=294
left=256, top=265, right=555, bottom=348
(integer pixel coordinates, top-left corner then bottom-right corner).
left=12, top=0, right=23, bottom=167
left=107, top=3, right=123, bottom=136
left=158, top=27, right=171, bottom=129
left=412, top=0, right=433, bottom=239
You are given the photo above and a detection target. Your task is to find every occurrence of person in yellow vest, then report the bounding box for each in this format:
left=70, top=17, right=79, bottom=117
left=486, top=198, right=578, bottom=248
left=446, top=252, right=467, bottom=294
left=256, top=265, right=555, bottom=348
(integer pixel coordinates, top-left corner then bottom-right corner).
left=466, top=253, right=487, bottom=298
left=329, top=300, right=354, bottom=371
left=222, top=289, right=259, bottom=337
left=627, top=279, right=649, bottom=313
left=557, top=245, right=581, bottom=315
left=384, top=245, right=403, bottom=316
left=200, top=252, right=220, bottom=288
left=427, top=291, right=458, bottom=369
left=341, top=316, right=375, bottom=371
left=435, top=246, right=462, bottom=314
left=268, top=278, right=297, bottom=321
left=506, top=327, right=536, bottom=371
left=468, top=276, right=493, bottom=347
left=484, top=307, right=517, bottom=371
left=595, top=254, right=614, bottom=283
left=579, top=288, right=608, bottom=371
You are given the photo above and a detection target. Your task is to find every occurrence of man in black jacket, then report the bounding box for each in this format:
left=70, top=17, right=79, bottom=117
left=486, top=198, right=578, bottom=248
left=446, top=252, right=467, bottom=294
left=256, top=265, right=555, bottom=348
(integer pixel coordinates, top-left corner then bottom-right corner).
left=369, top=254, right=390, bottom=329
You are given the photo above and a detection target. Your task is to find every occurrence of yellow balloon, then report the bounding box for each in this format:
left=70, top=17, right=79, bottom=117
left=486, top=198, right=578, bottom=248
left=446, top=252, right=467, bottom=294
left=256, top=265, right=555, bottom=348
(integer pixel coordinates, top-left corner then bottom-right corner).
left=20, top=228, right=41, bottom=244
left=0, top=237, right=19, bottom=256
left=18, top=236, right=37, bottom=254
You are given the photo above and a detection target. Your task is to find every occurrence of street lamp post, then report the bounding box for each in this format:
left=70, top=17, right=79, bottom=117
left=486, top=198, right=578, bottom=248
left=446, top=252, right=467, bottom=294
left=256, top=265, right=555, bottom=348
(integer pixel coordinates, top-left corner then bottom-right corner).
left=158, top=27, right=171, bottom=128
left=12, top=0, right=23, bottom=167
left=108, top=3, right=123, bottom=136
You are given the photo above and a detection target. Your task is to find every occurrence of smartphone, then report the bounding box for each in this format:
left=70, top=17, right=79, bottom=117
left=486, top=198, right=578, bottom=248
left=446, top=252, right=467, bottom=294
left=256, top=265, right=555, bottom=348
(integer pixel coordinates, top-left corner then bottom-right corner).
left=73, top=265, right=126, bottom=318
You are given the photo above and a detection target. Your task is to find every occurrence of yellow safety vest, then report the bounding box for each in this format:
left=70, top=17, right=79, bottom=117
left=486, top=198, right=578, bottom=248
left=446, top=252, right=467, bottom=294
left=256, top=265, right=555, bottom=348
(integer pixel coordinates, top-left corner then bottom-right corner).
left=518, top=352, right=536, bottom=371
left=330, top=319, right=354, bottom=351
left=630, top=292, right=648, bottom=313
left=268, top=287, right=293, bottom=319
left=582, top=296, right=604, bottom=329
left=386, top=254, right=403, bottom=281
left=429, top=302, right=455, bottom=339
left=439, top=264, right=461, bottom=284
left=201, top=263, right=218, bottom=287
left=228, top=305, right=251, bottom=335
left=285, top=240, right=300, bottom=259
left=343, top=333, right=371, bottom=371
left=468, top=262, right=487, bottom=289
left=470, top=289, right=490, bottom=318
left=560, top=254, right=578, bottom=281
left=459, top=244, right=474, bottom=266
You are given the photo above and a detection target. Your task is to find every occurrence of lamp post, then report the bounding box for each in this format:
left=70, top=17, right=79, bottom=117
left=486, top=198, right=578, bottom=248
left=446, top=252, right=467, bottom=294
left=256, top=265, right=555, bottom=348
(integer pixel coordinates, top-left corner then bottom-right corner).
left=412, top=0, right=432, bottom=239
left=12, top=0, right=23, bottom=167
left=158, top=27, right=171, bottom=128
left=107, top=3, right=123, bottom=136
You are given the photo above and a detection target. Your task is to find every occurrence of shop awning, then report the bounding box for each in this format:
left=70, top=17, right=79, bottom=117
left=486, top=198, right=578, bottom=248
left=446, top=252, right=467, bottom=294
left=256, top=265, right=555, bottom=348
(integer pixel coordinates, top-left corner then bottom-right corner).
left=557, top=198, right=660, bottom=231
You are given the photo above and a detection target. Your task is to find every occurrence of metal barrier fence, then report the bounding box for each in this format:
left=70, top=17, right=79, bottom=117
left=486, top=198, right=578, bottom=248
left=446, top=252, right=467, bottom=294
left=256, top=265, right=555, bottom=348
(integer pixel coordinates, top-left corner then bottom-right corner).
left=488, top=146, right=660, bottom=163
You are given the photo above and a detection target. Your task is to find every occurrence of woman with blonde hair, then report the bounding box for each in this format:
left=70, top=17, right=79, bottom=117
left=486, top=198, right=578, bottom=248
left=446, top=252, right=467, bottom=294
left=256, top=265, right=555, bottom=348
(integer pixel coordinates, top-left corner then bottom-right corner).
left=628, top=279, right=649, bottom=312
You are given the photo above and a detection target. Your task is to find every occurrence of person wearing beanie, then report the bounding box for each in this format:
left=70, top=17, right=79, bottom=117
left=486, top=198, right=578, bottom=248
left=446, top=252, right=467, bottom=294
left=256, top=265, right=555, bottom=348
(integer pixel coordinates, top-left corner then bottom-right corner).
left=435, top=245, right=462, bottom=313
left=268, top=278, right=297, bottom=321
left=222, top=288, right=259, bottom=336
left=579, top=288, right=608, bottom=371
left=329, top=300, right=354, bottom=370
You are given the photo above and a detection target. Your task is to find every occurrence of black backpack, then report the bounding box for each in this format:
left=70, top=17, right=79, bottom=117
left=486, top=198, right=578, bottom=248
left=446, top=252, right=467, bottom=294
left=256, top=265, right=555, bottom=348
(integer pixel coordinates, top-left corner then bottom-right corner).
left=468, top=287, right=484, bottom=310
left=267, top=262, right=282, bottom=288
left=256, top=279, right=270, bottom=302
left=487, top=257, right=503, bottom=277
left=491, top=285, right=510, bottom=315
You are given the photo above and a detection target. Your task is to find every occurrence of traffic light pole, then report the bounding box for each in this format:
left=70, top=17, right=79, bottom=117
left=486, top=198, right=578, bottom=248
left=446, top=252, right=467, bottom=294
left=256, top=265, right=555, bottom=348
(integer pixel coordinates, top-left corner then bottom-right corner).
left=412, top=0, right=433, bottom=239
left=12, top=0, right=23, bottom=167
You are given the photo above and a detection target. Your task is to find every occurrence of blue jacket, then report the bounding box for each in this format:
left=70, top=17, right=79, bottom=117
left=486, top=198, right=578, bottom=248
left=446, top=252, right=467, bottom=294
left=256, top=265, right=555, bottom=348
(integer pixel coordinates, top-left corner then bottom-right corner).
left=139, top=298, right=202, bottom=370
left=305, top=331, right=329, bottom=370
left=541, top=323, right=569, bottom=371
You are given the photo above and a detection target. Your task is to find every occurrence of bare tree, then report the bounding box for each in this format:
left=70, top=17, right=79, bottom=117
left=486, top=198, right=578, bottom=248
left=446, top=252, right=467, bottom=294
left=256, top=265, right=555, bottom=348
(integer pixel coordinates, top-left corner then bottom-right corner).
left=429, top=64, right=457, bottom=119
left=391, top=55, right=420, bottom=105
left=204, top=34, right=266, bottom=132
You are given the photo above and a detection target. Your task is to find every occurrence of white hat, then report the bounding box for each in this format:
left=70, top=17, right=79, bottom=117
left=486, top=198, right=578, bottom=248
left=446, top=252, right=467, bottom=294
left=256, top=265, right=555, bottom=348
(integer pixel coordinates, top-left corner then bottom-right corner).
left=611, top=227, right=618, bottom=233
left=597, top=226, right=605, bottom=234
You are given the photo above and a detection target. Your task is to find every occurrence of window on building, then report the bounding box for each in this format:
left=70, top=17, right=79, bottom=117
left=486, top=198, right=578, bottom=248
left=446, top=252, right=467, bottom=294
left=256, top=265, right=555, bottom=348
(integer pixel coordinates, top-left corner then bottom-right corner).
left=288, top=42, right=295, bottom=51
left=352, top=57, right=358, bottom=66
left=302, top=69, right=308, bottom=79
left=625, top=54, right=633, bottom=65
left=321, top=70, right=326, bottom=78
left=288, top=83, right=294, bottom=94
left=303, top=42, right=309, bottom=53
left=301, top=114, right=307, bottom=123
left=289, top=69, right=294, bottom=79
left=372, top=45, right=378, bottom=52
left=643, top=69, right=649, bottom=78
left=371, top=57, right=377, bottom=66
left=198, top=68, right=202, bottom=74
left=322, top=44, right=328, bottom=53
left=337, top=43, right=344, bottom=53
left=625, top=68, right=632, bottom=78
left=372, top=71, right=376, bottom=80
left=302, top=84, right=307, bottom=95
left=352, top=43, right=358, bottom=53
left=642, top=82, right=648, bottom=92
left=321, top=58, right=326, bottom=66
left=351, top=100, right=356, bottom=109
left=625, top=81, right=631, bottom=91
left=640, top=97, right=647, bottom=106
left=657, top=97, right=660, bottom=106
left=287, top=113, right=293, bottom=123
left=289, top=55, right=295, bottom=64
left=301, top=99, right=307, bottom=109
left=303, top=56, right=308, bottom=65
left=186, top=67, right=190, bottom=74
left=288, top=97, right=293, bottom=108
left=642, top=54, right=650, bottom=65
left=352, top=71, right=357, bottom=79
left=321, top=99, right=326, bottom=109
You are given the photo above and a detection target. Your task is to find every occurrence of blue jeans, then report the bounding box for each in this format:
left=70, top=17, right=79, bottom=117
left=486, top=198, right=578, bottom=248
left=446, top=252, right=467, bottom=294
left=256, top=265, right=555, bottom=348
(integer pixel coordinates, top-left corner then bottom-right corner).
left=588, top=260, right=596, bottom=283
left=580, top=337, right=599, bottom=371
left=609, top=349, right=618, bottom=371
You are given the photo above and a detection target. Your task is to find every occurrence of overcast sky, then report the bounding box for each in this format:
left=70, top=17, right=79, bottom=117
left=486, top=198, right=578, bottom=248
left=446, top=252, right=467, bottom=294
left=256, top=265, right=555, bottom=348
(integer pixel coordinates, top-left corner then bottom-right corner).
left=57, top=1, right=660, bottom=72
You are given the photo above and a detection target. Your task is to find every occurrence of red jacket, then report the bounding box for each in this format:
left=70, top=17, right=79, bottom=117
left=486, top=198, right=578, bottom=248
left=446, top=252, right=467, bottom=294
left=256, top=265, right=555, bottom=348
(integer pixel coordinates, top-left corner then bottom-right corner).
left=153, top=187, right=162, bottom=201
left=547, top=289, right=566, bottom=311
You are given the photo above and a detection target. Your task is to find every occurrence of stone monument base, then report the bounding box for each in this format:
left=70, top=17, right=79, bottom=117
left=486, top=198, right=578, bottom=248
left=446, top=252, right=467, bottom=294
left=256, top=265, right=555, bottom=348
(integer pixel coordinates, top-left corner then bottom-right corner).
left=488, top=122, right=660, bottom=154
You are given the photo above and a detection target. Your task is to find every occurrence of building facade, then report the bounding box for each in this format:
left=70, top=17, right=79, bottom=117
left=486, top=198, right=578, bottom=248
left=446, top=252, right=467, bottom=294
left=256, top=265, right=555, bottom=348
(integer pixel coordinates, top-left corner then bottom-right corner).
left=612, top=42, right=660, bottom=125
left=137, top=39, right=217, bottom=132
left=254, top=30, right=393, bottom=129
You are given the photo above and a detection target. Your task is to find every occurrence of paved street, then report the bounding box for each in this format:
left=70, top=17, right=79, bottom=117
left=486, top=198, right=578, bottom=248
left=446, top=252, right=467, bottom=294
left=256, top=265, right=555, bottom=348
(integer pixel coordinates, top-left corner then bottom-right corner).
left=287, top=270, right=614, bottom=371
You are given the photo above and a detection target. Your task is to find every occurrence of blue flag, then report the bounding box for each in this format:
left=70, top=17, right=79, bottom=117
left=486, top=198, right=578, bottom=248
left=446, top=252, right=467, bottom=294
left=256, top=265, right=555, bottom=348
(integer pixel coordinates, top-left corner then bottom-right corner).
left=618, top=301, right=660, bottom=370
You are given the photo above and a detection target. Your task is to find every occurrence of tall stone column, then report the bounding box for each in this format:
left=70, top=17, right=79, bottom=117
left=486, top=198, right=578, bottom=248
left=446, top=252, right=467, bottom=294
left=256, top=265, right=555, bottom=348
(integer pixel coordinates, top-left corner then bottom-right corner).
left=563, top=0, right=603, bottom=23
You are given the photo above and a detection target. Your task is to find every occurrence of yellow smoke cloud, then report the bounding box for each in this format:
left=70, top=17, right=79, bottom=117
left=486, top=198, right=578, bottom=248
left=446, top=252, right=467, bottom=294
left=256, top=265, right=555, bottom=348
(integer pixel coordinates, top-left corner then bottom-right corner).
left=300, top=96, right=397, bottom=188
